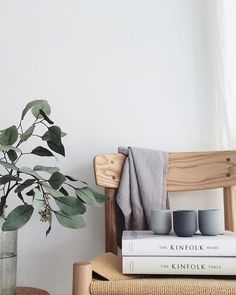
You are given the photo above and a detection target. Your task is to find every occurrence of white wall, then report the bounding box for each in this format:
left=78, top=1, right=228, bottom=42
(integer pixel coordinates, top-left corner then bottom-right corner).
left=0, top=1, right=218, bottom=294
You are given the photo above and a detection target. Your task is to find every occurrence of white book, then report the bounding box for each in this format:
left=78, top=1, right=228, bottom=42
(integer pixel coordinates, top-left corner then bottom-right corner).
left=122, top=230, right=236, bottom=257
left=123, top=256, right=236, bottom=275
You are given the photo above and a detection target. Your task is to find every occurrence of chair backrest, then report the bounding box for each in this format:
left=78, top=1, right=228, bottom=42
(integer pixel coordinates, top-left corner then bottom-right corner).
left=94, top=151, right=236, bottom=254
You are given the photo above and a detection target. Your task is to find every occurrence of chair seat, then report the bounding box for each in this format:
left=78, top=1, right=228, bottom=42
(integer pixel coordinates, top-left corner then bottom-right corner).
left=90, top=253, right=236, bottom=295
left=90, top=277, right=236, bottom=295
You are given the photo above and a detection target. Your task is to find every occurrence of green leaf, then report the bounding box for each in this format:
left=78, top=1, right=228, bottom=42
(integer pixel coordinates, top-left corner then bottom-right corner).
left=93, top=192, right=109, bottom=203
left=55, top=196, right=86, bottom=215
left=61, top=131, right=67, bottom=137
left=55, top=211, right=86, bottom=229
left=65, top=175, right=78, bottom=182
left=59, top=186, right=69, bottom=196
left=26, top=189, right=35, bottom=196
left=76, top=188, right=108, bottom=204
left=39, top=109, right=54, bottom=125
left=48, top=172, right=66, bottom=189
left=42, top=126, right=65, bottom=156
left=19, top=167, right=43, bottom=179
left=46, top=215, right=52, bottom=236
left=7, top=150, right=18, bottom=162
left=2, top=205, right=34, bottom=231
left=15, top=179, right=35, bottom=193
left=32, top=188, right=45, bottom=210
left=0, top=175, right=22, bottom=185
left=31, top=101, right=51, bottom=119
left=33, top=165, right=59, bottom=174
left=0, top=125, right=18, bottom=146
left=17, top=192, right=26, bottom=204
left=0, top=146, right=21, bottom=152
left=42, top=184, right=64, bottom=198
left=0, top=160, right=18, bottom=171
left=46, top=225, right=52, bottom=236
left=47, top=141, right=65, bottom=156
left=42, top=126, right=63, bottom=143
left=31, top=146, right=54, bottom=157
left=76, top=187, right=97, bottom=204
left=65, top=175, right=87, bottom=185
left=21, top=100, right=50, bottom=120
left=20, top=125, right=35, bottom=142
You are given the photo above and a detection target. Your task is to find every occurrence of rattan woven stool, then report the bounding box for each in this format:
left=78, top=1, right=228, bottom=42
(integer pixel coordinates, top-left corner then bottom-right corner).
left=16, top=287, right=49, bottom=295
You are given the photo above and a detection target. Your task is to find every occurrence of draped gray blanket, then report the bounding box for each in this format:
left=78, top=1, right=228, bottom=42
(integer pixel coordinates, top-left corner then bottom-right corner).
left=116, top=147, right=169, bottom=230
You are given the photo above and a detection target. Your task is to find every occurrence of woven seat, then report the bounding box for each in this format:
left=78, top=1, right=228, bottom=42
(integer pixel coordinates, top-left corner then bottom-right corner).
left=73, top=151, right=236, bottom=295
left=89, top=253, right=236, bottom=295
left=90, top=278, right=236, bottom=295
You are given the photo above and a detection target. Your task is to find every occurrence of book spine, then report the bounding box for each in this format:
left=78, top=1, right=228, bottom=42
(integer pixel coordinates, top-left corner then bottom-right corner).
left=122, top=239, right=236, bottom=256
left=123, top=256, right=236, bottom=275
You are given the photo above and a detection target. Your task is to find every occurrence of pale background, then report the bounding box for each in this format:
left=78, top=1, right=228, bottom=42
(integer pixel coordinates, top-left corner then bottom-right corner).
left=0, top=1, right=222, bottom=294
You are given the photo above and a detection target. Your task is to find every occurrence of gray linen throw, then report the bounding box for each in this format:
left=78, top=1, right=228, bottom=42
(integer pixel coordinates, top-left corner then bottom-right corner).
left=116, top=147, right=169, bottom=230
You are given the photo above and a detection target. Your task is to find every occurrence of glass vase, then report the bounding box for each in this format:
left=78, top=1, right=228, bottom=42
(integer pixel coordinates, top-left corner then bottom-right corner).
left=0, top=218, right=17, bottom=295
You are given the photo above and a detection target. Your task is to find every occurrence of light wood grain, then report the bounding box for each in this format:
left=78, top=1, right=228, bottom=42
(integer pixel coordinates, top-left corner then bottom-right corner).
left=73, top=262, right=92, bottom=295
left=168, top=151, right=236, bottom=191
left=94, top=151, right=236, bottom=191
left=94, top=153, right=125, bottom=188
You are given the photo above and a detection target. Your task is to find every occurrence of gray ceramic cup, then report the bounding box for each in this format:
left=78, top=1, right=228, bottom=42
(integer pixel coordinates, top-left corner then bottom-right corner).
left=173, top=210, right=197, bottom=237
left=151, top=210, right=172, bottom=235
left=198, top=209, right=220, bottom=236
left=177, top=209, right=198, bottom=232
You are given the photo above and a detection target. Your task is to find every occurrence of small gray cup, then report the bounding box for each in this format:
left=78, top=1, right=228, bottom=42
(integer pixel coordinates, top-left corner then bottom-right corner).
left=177, top=209, right=198, bottom=232
left=173, top=210, right=197, bottom=237
left=151, top=210, right=172, bottom=235
left=198, top=209, right=220, bottom=236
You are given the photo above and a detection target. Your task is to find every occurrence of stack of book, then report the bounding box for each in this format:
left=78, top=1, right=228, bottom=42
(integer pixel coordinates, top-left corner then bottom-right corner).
left=122, top=230, right=236, bottom=275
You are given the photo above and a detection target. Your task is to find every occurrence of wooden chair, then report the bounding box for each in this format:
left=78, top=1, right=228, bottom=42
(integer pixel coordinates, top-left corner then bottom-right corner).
left=73, top=150, right=236, bottom=295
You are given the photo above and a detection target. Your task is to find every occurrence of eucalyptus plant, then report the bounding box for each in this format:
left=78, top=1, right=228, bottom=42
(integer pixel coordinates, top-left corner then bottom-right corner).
left=0, top=100, right=107, bottom=234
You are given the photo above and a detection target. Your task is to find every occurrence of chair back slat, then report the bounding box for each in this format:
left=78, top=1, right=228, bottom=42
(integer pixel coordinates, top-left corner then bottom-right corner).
left=94, top=151, right=236, bottom=191
left=168, top=151, right=236, bottom=191
left=94, top=153, right=125, bottom=188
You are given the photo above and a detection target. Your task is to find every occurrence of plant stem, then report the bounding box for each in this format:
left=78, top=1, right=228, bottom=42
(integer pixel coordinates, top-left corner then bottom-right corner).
left=5, top=183, right=18, bottom=197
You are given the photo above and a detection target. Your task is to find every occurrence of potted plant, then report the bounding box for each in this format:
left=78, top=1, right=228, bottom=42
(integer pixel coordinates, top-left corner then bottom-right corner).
left=0, top=100, right=107, bottom=295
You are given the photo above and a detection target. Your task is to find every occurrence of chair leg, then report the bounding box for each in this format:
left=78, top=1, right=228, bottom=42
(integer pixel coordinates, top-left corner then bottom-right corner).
left=224, top=187, right=236, bottom=232
left=73, top=262, right=92, bottom=295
